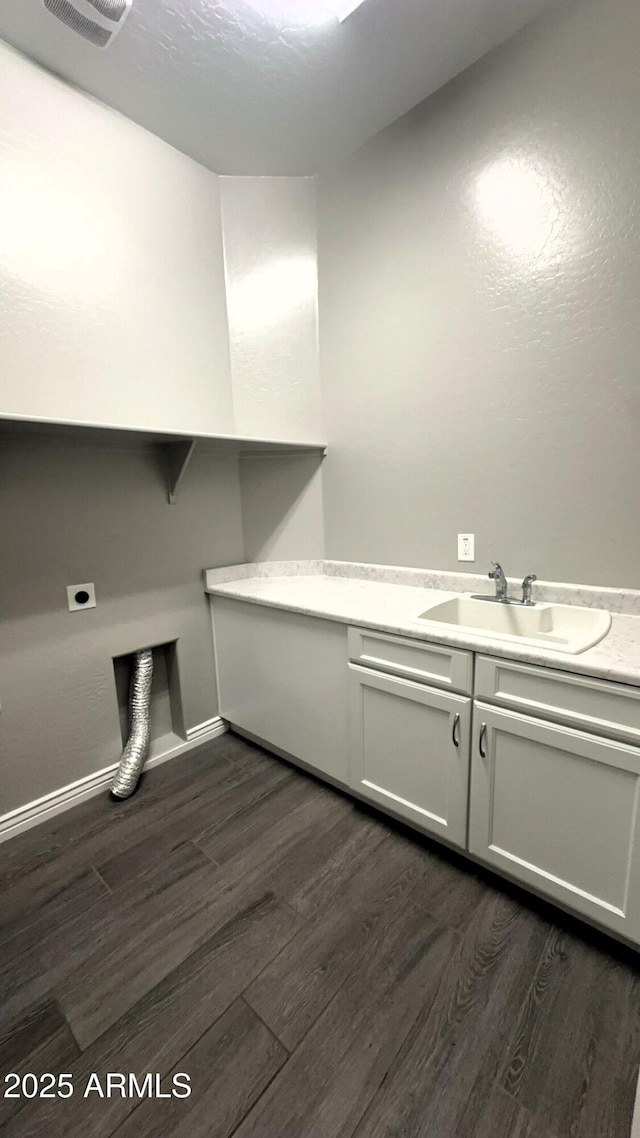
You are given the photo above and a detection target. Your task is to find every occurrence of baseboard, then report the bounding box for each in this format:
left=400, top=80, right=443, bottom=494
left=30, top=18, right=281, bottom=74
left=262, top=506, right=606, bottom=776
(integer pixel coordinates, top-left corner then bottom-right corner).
left=186, top=716, right=226, bottom=742
left=0, top=717, right=229, bottom=845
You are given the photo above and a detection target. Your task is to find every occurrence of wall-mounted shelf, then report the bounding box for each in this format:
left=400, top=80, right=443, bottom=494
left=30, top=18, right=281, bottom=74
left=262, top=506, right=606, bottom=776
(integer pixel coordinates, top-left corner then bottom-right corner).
left=0, top=414, right=327, bottom=503
left=163, top=439, right=197, bottom=505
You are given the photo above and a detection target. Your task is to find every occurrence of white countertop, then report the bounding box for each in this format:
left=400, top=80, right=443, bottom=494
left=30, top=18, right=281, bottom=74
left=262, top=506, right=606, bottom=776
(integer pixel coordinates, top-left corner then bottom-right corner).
left=205, top=560, right=640, bottom=687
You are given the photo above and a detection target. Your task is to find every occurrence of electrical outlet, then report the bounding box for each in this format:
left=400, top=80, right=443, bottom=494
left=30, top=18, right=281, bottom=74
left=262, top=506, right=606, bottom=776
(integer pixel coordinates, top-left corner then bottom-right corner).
left=457, top=534, right=475, bottom=562
left=67, top=583, right=96, bottom=612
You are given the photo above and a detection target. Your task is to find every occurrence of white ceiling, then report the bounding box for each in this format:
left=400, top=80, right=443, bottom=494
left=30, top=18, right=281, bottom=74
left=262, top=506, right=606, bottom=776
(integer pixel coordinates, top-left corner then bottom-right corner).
left=0, top=0, right=558, bottom=174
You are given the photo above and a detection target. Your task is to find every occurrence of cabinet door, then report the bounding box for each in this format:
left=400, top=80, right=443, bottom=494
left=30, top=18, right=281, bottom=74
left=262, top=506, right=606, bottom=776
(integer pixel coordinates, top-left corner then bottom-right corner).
left=348, top=664, right=471, bottom=848
left=213, top=598, right=349, bottom=786
left=469, top=703, right=640, bottom=942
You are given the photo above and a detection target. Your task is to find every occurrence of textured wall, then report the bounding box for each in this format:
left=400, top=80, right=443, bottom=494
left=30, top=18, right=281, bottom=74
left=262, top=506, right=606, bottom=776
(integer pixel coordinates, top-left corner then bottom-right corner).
left=240, top=454, right=325, bottom=563
left=0, top=50, right=329, bottom=817
left=220, top=176, right=326, bottom=561
left=0, top=40, right=234, bottom=435
left=0, top=0, right=555, bottom=175
left=0, top=437, right=244, bottom=815
left=221, top=177, right=324, bottom=443
left=0, top=41, right=244, bottom=817
left=318, top=0, right=640, bottom=588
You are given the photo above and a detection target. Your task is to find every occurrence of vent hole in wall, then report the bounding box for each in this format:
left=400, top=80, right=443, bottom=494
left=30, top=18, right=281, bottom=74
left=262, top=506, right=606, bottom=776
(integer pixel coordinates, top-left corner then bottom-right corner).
left=87, top=0, right=129, bottom=19
left=113, top=641, right=186, bottom=757
left=43, top=0, right=112, bottom=45
left=42, top=0, right=132, bottom=46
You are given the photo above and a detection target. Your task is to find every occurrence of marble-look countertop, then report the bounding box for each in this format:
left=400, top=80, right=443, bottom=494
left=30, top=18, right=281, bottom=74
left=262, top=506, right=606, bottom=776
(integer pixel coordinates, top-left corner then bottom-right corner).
left=204, top=560, right=640, bottom=687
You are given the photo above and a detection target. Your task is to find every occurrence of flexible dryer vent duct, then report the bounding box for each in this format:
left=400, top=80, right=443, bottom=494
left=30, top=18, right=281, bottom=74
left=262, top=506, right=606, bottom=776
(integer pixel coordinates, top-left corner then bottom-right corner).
left=42, top=0, right=133, bottom=48
left=110, top=648, right=154, bottom=799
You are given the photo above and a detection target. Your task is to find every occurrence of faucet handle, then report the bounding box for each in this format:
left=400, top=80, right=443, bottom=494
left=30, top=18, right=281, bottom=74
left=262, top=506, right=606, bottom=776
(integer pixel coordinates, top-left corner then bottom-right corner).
left=521, top=573, right=537, bottom=604
left=488, top=561, right=508, bottom=601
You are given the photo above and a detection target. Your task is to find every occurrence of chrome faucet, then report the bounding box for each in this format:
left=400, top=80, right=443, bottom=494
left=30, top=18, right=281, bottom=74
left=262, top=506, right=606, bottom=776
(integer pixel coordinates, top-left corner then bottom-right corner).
left=472, top=562, right=538, bottom=606
left=488, top=561, right=508, bottom=602
left=521, top=574, right=537, bottom=605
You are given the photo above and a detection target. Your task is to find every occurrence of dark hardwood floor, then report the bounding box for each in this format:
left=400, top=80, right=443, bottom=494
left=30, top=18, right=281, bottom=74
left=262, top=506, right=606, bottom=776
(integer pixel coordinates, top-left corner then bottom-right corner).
left=1, top=733, right=640, bottom=1137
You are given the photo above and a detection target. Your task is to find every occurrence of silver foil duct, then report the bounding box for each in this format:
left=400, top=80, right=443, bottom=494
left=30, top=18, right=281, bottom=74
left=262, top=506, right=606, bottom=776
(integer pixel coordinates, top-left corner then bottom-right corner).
left=110, top=648, right=154, bottom=798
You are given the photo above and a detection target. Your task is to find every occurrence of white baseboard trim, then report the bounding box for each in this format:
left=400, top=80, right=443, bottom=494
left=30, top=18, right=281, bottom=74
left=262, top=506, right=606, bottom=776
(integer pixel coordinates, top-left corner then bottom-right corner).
left=0, top=717, right=229, bottom=846
left=186, top=716, right=227, bottom=742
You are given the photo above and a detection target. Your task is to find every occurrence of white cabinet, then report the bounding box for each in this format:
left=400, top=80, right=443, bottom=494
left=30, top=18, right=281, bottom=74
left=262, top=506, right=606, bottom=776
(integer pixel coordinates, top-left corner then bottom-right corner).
left=212, top=598, right=349, bottom=786
left=210, top=598, right=640, bottom=947
left=348, top=663, right=472, bottom=848
left=468, top=702, right=640, bottom=942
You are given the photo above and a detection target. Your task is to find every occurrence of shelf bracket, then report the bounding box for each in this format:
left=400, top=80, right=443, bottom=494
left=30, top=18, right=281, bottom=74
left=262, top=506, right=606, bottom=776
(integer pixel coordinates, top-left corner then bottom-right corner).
left=162, top=439, right=196, bottom=504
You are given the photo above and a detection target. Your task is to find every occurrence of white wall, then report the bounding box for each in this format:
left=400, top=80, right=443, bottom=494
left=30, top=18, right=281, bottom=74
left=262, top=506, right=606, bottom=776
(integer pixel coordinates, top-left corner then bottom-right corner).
left=318, top=0, right=640, bottom=588
left=0, top=40, right=234, bottom=435
left=221, top=176, right=326, bottom=561
left=0, top=47, right=329, bottom=818
left=220, top=177, right=324, bottom=444
left=0, top=43, right=245, bottom=817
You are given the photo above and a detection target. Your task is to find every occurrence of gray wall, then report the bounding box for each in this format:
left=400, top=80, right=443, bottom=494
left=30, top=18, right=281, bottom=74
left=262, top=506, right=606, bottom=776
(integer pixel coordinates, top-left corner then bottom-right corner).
left=0, top=52, right=326, bottom=818
left=0, top=437, right=244, bottom=814
left=240, top=454, right=325, bottom=563
left=318, top=0, right=640, bottom=588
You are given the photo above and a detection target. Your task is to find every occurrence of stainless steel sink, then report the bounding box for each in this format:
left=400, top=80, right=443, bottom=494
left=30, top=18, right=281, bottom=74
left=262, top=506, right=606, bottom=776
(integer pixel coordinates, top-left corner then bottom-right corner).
left=414, top=595, right=611, bottom=654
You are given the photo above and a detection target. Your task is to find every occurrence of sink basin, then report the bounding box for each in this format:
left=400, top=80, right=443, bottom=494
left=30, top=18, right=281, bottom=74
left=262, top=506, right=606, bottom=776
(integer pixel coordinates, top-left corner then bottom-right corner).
left=414, top=595, right=611, bottom=654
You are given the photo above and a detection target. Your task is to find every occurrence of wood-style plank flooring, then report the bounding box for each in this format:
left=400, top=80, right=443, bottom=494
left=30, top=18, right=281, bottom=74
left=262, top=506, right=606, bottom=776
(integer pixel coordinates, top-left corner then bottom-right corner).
left=1, top=733, right=640, bottom=1137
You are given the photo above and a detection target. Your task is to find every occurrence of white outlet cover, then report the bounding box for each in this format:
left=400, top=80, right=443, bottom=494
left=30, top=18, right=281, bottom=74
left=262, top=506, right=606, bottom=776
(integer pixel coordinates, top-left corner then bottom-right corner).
left=67, top=582, right=97, bottom=611
left=457, top=534, right=475, bottom=562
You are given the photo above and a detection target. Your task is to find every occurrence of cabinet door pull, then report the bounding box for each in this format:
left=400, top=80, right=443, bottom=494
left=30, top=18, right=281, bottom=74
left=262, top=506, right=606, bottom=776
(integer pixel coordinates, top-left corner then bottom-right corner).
left=452, top=713, right=461, bottom=748
left=479, top=722, right=487, bottom=758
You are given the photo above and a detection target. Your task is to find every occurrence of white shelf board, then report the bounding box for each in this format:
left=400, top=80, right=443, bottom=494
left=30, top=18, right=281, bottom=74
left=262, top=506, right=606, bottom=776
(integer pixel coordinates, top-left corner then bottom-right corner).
left=0, top=413, right=327, bottom=502
left=0, top=412, right=327, bottom=453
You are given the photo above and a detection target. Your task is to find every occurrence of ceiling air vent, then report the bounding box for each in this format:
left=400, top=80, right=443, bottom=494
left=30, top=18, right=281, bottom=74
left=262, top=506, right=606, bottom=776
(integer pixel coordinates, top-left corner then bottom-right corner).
left=42, top=0, right=132, bottom=47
